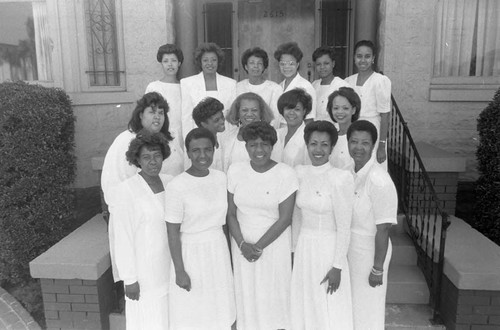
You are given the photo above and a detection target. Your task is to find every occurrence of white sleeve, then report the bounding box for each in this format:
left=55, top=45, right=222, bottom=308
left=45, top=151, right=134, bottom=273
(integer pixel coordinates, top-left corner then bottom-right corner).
left=164, top=180, right=184, bottom=224
left=370, top=171, right=398, bottom=225
left=376, top=75, right=392, bottom=114
left=278, top=166, right=299, bottom=203
left=180, top=79, right=195, bottom=139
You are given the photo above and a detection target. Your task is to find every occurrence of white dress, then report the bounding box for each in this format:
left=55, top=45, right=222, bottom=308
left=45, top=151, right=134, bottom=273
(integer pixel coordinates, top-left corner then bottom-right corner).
left=330, top=134, right=353, bottom=170
left=180, top=72, right=237, bottom=138
left=312, top=77, right=351, bottom=122
left=108, top=174, right=172, bottom=330
left=291, top=163, right=354, bottom=330
left=347, top=158, right=398, bottom=330
left=279, top=73, right=317, bottom=121
left=227, top=162, right=298, bottom=330
left=164, top=170, right=235, bottom=330
left=236, top=79, right=283, bottom=128
left=145, top=81, right=182, bottom=145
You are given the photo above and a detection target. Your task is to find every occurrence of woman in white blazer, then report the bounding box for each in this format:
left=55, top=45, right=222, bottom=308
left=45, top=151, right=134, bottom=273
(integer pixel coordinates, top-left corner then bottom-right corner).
left=180, top=42, right=237, bottom=139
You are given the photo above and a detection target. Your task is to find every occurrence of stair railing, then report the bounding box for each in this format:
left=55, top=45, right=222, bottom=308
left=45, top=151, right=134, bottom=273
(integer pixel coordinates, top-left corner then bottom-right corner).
left=387, top=95, right=451, bottom=321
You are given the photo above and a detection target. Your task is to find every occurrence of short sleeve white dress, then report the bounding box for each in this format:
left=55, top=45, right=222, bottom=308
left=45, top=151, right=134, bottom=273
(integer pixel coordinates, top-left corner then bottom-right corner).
left=291, top=163, right=354, bottom=329
left=164, top=170, right=236, bottom=330
left=227, top=161, right=298, bottom=330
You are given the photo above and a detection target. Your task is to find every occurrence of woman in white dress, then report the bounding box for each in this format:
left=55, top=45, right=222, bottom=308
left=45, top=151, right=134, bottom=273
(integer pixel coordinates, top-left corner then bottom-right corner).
left=327, top=86, right=361, bottom=169
left=191, top=97, right=226, bottom=171
left=180, top=42, right=237, bottom=138
left=236, top=47, right=283, bottom=128
left=109, top=131, right=172, bottom=330
left=291, top=121, right=354, bottom=330
left=312, top=46, right=351, bottom=122
left=227, top=121, right=298, bottom=330
left=165, top=128, right=235, bottom=330
left=346, top=120, right=398, bottom=330
left=274, top=42, right=316, bottom=122
left=221, top=92, right=274, bottom=172
left=145, top=44, right=184, bottom=145
left=345, top=40, right=391, bottom=167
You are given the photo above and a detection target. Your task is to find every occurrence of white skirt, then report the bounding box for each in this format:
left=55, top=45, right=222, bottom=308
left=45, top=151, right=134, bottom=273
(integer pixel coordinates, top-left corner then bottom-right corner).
left=348, top=232, right=392, bottom=330
left=169, top=228, right=235, bottom=330
left=232, top=224, right=292, bottom=330
left=291, top=228, right=353, bottom=330
left=125, top=294, right=168, bottom=330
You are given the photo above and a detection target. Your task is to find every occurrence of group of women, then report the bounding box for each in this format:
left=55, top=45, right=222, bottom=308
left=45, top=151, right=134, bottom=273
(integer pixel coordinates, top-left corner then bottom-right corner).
left=102, top=39, right=397, bottom=330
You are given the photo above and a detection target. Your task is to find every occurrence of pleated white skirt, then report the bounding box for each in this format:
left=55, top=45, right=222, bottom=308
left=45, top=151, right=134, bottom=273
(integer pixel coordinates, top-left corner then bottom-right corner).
left=291, top=228, right=353, bottom=330
left=169, top=228, right=236, bottom=330
left=348, top=232, right=392, bottom=330
left=232, top=225, right=292, bottom=330
left=125, top=294, right=168, bottom=330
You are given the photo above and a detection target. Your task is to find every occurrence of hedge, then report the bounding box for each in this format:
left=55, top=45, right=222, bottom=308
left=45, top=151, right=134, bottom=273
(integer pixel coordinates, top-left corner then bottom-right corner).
left=473, top=87, right=500, bottom=246
left=0, top=81, right=76, bottom=285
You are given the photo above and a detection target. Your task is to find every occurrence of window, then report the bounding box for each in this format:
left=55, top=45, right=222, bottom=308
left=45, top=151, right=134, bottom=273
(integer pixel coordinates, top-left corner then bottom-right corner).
left=430, top=0, right=500, bottom=101
left=0, top=1, right=54, bottom=83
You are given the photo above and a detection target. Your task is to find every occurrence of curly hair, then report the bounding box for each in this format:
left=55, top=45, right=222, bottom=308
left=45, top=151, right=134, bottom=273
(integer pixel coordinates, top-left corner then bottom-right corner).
left=226, top=92, right=274, bottom=126
left=126, top=130, right=171, bottom=168
left=241, top=47, right=269, bottom=73
left=184, top=127, right=216, bottom=151
left=194, top=42, right=225, bottom=72
left=156, top=44, right=184, bottom=64
left=347, top=120, right=378, bottom=145
left=303, top=120, right=338, bottom=146
left=128, top=92, right=173, bottom=141
left=241, top=121, right=277, bottom=146
left=327, top=87, right=361, bottom=123
left=192, top=97, right=224, bottom=127
left=273, top=42, right=303, bottom=63
left=312, top=46, right=336, bottom=62
left=277, top=88, right=313, bottom=117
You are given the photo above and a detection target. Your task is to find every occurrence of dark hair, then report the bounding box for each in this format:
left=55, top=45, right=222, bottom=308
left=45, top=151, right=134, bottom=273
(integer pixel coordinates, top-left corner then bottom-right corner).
left=226, top=92, right=274, bottom=126
left=304, top=120, right=338, bottom=146
left=277, top=88, right=313, bottom=117
left=192, top=97, right=224, bottom=127
left=273, top=42, right=303, bottom=63
left=241, top=121, right=277, bottom=146
left=354, top=40, right=376, bottom=55
left=156, top=44, right=184, bottom=64
left=128, top=92, right=173, bottom=141
left=327, top=87, right=361, bottom=122
left=347, top=120, right=378, bottom=144
left=241, top=47, right=269, bottom=73
left=184, top=127, right=216, bottom=151
left=194, top=42, right=225, bottom=72
left=126, top=130, right=171, bottom=168
left=312, top=46, right=336, bottom=62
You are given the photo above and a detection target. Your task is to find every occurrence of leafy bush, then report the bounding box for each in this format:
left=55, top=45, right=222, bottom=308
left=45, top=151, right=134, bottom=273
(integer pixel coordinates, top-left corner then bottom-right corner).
left=0, top=81, right=76, bottom=285
left=473, top=87, right=500, bottom=246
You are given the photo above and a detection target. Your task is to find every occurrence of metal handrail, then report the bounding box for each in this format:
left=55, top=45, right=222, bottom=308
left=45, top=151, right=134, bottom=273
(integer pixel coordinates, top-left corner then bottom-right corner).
left=387, top=95, right=451, bottom=321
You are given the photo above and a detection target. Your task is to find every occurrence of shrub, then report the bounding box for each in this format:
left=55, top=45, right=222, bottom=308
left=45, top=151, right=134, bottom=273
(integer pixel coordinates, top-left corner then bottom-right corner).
left=473, top=87, right=500, bottom=246
left=0, top=81, right=76, bottom=285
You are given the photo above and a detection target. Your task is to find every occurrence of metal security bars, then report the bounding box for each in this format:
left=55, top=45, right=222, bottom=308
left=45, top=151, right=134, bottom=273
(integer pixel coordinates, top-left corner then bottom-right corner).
left=387, top=96, right=451, bottom=321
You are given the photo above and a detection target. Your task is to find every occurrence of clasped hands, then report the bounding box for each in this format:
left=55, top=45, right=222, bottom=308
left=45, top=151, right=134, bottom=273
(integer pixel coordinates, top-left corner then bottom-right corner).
left=240, top=242, right=262, bottom=263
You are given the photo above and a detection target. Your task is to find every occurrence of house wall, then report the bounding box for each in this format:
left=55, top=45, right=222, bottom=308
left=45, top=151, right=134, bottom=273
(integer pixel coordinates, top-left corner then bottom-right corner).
left=379, top=0, right=493, bottom=181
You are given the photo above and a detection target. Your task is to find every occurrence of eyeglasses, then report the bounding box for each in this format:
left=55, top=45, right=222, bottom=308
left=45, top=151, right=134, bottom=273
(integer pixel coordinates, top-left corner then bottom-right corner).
left=248, top=61, right=264, bottom=67
left=279, top=61, right=297, bottom=67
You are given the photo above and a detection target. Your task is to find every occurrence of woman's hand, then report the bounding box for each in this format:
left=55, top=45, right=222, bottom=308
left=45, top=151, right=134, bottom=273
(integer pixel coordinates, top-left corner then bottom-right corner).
left=125, top=281, right=140, bottom=300
left=369, top=271, right=383, bottom=287
left=320, top=267, right=342, bottom=294
left=176, top=270, right=191, bottom=291
left=241, top=242, right=262, bottom=262
left=377, top=144, right=387, bottom=163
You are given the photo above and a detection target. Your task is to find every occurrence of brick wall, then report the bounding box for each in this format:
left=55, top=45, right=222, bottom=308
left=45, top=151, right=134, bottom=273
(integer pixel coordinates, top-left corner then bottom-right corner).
left=440, top=274, right=500, bottom=330
left=41, top=269, right=115, bottom=330
left=428, top=172, right=459, bottom=215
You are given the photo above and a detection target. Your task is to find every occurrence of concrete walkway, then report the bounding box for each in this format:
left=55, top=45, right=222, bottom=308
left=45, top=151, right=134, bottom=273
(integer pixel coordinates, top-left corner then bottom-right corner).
left=0, top=287, right=41, bottom=330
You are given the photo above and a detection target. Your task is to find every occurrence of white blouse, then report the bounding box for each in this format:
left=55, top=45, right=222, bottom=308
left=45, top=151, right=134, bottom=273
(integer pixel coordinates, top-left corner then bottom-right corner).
left=279, top=74, right=317, bottom=121
left=330, top=134, right=353, bottom=170
left=312, top=77, right=351, bottom=122
left=345, top=72, right=391, bottom=121
left=273, top=122, right=311, bottom=168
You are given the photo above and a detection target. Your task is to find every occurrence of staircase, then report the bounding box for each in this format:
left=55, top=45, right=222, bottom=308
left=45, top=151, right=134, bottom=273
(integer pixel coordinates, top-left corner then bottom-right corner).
left=385, top=215, right=445, bottom=329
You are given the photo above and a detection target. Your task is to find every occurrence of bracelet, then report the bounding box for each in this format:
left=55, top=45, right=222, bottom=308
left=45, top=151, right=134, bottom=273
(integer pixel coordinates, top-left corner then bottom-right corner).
left=371, top=267, right=384, bottom=276
left=379, top=140, right=387, bottom=144
left=238, top=240, right=245, bottom=250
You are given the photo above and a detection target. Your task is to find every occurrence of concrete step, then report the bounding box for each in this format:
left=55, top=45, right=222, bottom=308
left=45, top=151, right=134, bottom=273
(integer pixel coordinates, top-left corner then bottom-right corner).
left=109, top=312, right=125, bottom=330
left=387, top=265, right=429, bottom=304
left=391, top=232, right=418, bottom=266
left=385, top=304, right=445, bottom=330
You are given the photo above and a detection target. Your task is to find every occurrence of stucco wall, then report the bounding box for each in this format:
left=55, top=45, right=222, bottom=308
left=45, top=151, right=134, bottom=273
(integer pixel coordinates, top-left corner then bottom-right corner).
left=379, top=0, right=489, bottom=181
